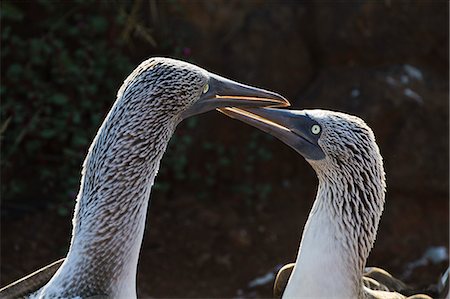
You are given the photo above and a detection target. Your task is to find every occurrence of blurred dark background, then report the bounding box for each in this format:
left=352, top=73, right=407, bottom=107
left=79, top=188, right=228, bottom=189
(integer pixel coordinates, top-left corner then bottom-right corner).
left=1, top=1, right=448, bottom=298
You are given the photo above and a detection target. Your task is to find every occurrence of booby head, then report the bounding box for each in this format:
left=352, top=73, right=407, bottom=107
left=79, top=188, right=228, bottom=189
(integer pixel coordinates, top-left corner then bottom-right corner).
left=219, top=107, right=386, bottom=270
left=218, top=107, right=384, bottom=179
left=118, top=58, right=289, bottom=124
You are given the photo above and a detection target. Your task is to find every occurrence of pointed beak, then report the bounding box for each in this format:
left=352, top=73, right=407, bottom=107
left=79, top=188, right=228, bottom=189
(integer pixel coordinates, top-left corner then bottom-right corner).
left=218, top=107, right=325, bottom=160
left=181, top=73, right=290, bottom=119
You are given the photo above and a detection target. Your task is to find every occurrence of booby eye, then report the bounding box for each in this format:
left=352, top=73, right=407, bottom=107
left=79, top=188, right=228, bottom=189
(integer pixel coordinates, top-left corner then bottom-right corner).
left=311, top=124, right=321, bottom=135
left=202, top=83, right=209, bottom=94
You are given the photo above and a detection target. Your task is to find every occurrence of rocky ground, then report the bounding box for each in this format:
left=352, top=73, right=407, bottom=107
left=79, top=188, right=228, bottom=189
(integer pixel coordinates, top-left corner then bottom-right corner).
left=1, top=187, right=448, bottom=298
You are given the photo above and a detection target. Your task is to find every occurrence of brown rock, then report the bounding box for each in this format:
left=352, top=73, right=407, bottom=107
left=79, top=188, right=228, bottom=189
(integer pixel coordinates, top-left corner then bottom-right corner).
left=169, top=1, right=314, bottom=99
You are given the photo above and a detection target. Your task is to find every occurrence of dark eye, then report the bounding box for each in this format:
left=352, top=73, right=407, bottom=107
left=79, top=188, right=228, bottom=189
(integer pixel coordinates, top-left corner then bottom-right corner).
left=311, top=124, right=321, bottom=135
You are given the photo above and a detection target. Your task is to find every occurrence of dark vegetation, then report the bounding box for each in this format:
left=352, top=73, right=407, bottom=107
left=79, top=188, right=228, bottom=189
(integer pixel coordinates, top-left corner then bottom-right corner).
left=1, top=1, right=275, bottom=214
left=1, top=1, right=448, bottom=298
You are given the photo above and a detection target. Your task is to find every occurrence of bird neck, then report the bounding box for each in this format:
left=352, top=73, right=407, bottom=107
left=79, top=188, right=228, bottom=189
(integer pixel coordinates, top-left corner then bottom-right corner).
left=284, top=163, right=385, bottom=299
left=41, top=97, right=177, bottom=298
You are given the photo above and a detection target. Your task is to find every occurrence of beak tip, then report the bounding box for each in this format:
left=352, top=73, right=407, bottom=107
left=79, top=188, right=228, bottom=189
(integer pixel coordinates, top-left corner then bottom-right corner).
left=278, top=97, right=291, bottom=107
left=266, top=91, right=290, bottom=108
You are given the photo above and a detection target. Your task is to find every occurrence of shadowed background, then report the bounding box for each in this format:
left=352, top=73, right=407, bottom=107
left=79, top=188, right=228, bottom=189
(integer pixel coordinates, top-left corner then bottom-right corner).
left=1, top=1, right=448, bottom=298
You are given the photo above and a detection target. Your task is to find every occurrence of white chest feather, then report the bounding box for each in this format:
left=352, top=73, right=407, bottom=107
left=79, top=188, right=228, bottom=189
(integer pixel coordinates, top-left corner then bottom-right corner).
left=283, top=206, right=359, bottom=299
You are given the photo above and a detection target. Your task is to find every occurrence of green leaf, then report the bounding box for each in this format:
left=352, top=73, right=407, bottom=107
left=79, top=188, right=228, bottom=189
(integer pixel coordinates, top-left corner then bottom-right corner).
left=89, top=16, right=107, bottom=33
left=2, top=26, right=11, bottom=40
left=41, top=128, right=57, bottom=138
left=202, top=142, right=213, bottom=150
left=7, top=64, right=22, bottom=80
left=181, top=135, right=192, bottom=145
left=186, top=117, right=198, bottom=129
left=57, top=206, right=69, bottom=216
left=1, top=2, right=24, bottom=21
left=153, top=181, right=170, bottom=192
left=219, top=157, right=230, bottom=166
left=72, top=134, right=88, bottom=146
left=49, top=94, right=68, bottom=105
left=72, top=111, right=81, bottom=124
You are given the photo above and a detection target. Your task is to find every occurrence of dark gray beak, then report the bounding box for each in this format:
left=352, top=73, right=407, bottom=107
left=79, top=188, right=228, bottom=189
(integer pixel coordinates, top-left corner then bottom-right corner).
left=181, top=73, right=290, bottom=119
left=218, top=107, right=325, bottom=160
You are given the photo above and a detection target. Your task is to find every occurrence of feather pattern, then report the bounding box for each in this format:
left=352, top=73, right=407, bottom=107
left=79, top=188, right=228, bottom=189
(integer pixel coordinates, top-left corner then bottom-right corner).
left=279, top=110, right=430, bottom=299
left=29, top=57, right=208, bottom=298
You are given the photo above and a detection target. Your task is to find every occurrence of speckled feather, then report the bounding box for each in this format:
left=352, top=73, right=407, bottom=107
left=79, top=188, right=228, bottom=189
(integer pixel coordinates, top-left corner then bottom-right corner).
left=310, top=111, right=386, bottom=287
left=34, top=58, right=209, bottom=298
left=276, top=110, right=430, bottom=299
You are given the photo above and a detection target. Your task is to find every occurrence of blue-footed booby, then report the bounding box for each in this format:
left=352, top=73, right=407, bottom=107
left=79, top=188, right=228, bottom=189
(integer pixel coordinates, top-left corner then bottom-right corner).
left=219, top=107, right=432, bottom=299
left=0, top=57, right=289, bottom=299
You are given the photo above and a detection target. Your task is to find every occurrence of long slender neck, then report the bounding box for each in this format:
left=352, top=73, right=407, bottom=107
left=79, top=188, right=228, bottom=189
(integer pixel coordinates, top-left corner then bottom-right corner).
left=41, top=98, right=176, bottom=298
left=283, top=163, right=385, bottom=299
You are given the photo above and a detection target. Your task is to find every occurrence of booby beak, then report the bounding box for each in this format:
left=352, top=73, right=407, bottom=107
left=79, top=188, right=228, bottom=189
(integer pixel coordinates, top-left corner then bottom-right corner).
left=218, top=107, right=325, bottom=160
left=181, top=73, right=290, bottom=119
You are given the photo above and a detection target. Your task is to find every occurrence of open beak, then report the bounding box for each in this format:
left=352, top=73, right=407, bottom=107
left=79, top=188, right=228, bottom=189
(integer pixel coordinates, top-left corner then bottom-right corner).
left=181, top=73, right=290, bottom=119
left=218, top=107, right=325, bottom=160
